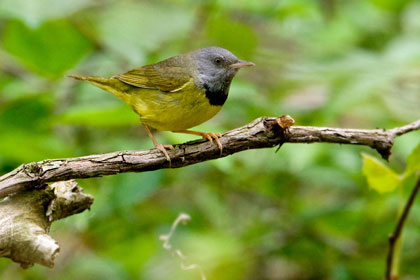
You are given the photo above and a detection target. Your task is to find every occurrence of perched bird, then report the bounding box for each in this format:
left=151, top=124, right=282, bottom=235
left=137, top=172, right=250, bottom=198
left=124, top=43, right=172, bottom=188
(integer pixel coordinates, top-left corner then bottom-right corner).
left=69, top=47, right=254, bottom=161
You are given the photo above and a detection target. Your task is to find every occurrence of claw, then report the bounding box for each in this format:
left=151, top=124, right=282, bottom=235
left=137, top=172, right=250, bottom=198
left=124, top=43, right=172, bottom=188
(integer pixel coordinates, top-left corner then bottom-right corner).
left=206, top=132, right=223, bottom=155
left=203, top=134, right=213, bottom=143
left=142, top=123, right=173, bottom=166
left=155, top=144, right=172, bottom=165
left=173, top=130, right=224, bottom=156
left=162, top=144, right=175, bottom=150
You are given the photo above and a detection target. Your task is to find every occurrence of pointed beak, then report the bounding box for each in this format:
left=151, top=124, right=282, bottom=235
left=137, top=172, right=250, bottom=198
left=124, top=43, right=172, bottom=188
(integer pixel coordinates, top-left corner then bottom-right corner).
left=230, top=60, right=255, bottom=69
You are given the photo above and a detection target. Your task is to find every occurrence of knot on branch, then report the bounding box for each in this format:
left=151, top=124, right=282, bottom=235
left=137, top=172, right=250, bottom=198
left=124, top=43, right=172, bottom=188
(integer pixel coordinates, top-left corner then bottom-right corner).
left=263, top=115, right=294, bottom=140
left=46, top=180, right=93, bottom=222
left=373, top=139, right=394, bottom=161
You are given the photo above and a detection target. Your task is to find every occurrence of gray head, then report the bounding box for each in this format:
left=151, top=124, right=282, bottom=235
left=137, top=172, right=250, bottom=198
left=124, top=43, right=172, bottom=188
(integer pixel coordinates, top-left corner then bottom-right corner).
left=192, top=47, right=254, bottom=106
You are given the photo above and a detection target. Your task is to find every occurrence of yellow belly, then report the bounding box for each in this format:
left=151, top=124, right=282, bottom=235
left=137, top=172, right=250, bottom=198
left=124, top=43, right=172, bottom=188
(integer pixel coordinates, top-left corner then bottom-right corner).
left=121, top=85, right=222, bottom=131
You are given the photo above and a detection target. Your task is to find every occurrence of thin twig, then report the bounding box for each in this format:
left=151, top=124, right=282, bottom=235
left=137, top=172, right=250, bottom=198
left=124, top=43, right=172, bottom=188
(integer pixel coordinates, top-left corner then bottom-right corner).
left=0, top=117, right=419, bottom=198
left=386, top=177, right=420, bottom=280
left=160, top=213, right=207, bottom=280
left=390, top=120, right=420, bottom=136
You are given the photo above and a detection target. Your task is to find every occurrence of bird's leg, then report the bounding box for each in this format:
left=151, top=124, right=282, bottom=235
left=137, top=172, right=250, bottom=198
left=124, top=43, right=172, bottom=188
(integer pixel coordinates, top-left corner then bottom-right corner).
left=142, top=123, right=173, bottom=162
left=173, top=130, right=223, bottom=155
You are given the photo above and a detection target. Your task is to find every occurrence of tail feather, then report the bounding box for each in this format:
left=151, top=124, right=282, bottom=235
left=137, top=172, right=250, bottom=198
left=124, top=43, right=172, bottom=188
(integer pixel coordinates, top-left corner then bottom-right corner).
left=68, top=74, right=88, bottom=81
left=68, top=74, right=129, bottom=100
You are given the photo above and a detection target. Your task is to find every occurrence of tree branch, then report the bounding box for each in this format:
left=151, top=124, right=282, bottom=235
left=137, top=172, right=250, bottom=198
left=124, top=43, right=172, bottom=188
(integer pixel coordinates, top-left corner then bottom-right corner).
left=0, top=117, right=419, bottom=269
left=0, top=180, right=93, bottom=268
left=1, top=117, right=419, bottom=199
left=385, top=176, right=420, bottom=280
left=389, top=120, right=420, bottom=136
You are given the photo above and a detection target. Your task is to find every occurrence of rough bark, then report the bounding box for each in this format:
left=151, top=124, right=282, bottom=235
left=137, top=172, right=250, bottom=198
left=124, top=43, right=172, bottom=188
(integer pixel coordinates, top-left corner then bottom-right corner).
left=1, top=117, right=419, bottom=199
left=0, top=116, right=419, bottom=269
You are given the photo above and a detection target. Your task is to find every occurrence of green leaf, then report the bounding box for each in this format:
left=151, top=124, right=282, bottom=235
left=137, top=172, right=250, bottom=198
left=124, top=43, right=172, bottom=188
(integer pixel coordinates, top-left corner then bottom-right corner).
left=405, top=142, right=420, bottom=175
left=362, top=153, right=401, bottom=193
left=2, top=19, right=92, bottom=78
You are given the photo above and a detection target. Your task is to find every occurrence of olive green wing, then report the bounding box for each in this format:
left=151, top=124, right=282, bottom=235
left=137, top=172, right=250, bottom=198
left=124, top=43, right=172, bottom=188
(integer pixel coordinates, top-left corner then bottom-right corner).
left=116, top=57, right=193, bottom=93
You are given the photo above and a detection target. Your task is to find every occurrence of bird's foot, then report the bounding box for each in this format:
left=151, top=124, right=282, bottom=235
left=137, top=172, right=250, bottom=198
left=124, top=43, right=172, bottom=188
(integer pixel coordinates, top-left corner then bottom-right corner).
left=154, top=143, right=174, bottom=164
left=162, top=144, right=175, bottom=150
left=173, top=130, right=223, bottom=156
left=200, top=132, right=223, bottom=155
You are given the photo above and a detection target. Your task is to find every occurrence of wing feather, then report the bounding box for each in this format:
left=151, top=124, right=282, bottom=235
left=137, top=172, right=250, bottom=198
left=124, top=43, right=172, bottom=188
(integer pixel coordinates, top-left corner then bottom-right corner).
left=116, top=55, right=193, bottom=92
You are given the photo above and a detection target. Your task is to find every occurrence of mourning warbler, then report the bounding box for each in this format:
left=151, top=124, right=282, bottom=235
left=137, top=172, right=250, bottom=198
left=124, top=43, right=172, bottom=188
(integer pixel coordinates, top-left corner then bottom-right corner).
left=69, top=47, right=254, bottom=161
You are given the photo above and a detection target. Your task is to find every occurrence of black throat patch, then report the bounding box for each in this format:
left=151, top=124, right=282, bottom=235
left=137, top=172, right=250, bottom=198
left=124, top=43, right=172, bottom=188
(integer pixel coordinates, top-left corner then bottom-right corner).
left=203, top=83, right=228, bottom=106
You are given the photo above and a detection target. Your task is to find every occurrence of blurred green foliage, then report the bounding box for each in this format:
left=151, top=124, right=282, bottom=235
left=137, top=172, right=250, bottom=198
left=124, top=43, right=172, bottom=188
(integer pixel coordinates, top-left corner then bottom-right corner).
left=0, top=0, right=420, bottom=279
left=362, top=153, right=401, bottom=194
left=3, top=19, right=92, bottom=78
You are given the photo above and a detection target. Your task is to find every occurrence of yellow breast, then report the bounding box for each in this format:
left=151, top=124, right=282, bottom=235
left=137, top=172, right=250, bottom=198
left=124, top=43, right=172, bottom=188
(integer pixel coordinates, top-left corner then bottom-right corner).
left=121, top=82, right=222, bottom=131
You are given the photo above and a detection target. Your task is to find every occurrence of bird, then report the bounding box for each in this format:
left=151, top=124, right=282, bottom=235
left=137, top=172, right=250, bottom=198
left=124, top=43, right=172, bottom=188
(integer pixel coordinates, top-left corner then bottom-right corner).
left=69, top=46, right=254, bottom=162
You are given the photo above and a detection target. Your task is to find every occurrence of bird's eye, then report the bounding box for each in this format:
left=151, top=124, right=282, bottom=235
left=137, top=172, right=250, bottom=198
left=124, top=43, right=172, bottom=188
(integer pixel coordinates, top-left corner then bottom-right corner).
left=214, top=57, right=223, bottom=65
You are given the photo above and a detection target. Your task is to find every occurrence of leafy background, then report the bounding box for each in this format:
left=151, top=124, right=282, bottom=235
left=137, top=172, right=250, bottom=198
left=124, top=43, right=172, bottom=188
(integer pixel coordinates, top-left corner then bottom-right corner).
left=1, top=0, right=420, bottom=279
